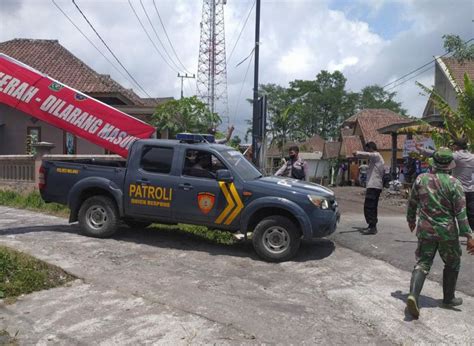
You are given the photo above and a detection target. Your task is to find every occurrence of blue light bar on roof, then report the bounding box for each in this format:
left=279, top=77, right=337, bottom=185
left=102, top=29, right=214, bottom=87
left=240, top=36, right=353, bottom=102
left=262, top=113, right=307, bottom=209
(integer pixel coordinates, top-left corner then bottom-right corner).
left=176, top=133, right=215, bottom=143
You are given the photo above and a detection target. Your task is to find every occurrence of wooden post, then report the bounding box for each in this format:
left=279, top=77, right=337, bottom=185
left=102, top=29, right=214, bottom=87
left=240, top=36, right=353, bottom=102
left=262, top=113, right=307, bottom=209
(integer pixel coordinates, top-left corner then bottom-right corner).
left=391, top=133, right=397, bottom=180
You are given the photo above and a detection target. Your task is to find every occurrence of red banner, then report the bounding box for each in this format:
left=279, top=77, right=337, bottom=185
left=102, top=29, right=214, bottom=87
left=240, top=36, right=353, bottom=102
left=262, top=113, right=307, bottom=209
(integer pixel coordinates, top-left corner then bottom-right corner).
left=0, top=53, right=156, bottom=157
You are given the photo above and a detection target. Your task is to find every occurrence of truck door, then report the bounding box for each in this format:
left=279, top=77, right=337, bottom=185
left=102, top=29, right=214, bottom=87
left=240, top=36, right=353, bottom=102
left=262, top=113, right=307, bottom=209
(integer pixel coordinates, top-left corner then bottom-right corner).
left=173, top=149, right=243, bottom=228
left=124, top=145, right=175, bottom=221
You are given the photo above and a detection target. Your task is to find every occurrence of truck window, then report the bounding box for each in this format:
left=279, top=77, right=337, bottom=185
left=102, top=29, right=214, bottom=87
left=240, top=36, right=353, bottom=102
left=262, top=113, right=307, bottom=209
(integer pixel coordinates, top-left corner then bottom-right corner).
left=183, top=149, right=226, bottom=179
left=140, top=146, right=173, bottom=174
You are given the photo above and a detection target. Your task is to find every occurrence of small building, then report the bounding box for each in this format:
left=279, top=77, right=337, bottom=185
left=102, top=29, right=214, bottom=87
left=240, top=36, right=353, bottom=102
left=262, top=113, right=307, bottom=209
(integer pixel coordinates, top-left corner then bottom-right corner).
left=0, top=39, right=172, bottom=155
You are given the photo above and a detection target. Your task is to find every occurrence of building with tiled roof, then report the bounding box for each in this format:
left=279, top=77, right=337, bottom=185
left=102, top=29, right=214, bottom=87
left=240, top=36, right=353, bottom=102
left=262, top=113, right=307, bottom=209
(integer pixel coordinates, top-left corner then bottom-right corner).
left=323, top=141, right=341, bottom=160
left=0, top=38, right=172, bottom=155
left=423, top=56, right=474, bottom=120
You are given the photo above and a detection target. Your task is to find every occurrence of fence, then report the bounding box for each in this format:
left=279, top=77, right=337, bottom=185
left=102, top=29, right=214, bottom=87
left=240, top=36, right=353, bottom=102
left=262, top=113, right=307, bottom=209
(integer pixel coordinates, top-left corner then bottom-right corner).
left=0, top=152, right=123, bottom=187
left=0, top=155, right=35, bottom=182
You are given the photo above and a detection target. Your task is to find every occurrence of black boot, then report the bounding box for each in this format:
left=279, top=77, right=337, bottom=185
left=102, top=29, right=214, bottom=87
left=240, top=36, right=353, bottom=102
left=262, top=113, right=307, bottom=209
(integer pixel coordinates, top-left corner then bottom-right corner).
left=407, top=269, right=426, bottom=318
left=361, top=226, right=377, bottom=235
left=442, top=268, right=462, bottom=307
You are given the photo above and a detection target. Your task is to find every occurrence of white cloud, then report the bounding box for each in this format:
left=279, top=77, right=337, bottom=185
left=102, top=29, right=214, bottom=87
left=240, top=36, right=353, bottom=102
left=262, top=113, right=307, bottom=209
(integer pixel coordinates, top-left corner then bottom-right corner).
left=0, top=0, right=472, bottom=139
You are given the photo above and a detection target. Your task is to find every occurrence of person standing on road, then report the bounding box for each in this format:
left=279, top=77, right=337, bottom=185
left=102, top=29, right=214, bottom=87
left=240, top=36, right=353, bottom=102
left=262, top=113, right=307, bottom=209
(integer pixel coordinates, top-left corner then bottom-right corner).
left=353, top=141, right=385, bottom=235
left=275, top=145, right=309, bottom=181
left=416, top=138, right=474, bottom=229
left=406, top=148, right=474, bottom=319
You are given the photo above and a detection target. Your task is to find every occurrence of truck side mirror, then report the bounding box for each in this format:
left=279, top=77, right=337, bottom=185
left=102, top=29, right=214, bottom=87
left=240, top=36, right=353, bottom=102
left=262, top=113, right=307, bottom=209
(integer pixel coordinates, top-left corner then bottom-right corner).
left=216, top=169, right=233, bottom=183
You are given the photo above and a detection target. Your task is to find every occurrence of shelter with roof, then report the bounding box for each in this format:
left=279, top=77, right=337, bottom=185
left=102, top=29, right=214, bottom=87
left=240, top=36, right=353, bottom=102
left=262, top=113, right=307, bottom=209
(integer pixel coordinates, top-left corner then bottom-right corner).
left=0, top=39, right=172, bottom=155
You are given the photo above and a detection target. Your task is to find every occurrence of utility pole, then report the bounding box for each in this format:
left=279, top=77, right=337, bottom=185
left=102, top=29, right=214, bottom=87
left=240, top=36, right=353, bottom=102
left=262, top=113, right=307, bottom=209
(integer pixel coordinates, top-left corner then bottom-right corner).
left=252, top=0, right=261, bottom=166
left=177, top=73, right=195, bottom=99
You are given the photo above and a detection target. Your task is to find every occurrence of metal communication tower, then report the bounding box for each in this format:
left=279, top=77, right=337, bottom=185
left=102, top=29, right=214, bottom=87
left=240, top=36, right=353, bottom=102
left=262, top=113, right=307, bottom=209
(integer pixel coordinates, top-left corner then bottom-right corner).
left=196, top=0, right=229, bottom=127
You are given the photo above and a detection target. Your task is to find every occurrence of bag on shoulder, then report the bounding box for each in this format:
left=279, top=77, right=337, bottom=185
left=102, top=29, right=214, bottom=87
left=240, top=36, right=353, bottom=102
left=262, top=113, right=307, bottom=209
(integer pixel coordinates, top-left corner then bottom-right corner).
left=291, top=160, right=306, bottom=180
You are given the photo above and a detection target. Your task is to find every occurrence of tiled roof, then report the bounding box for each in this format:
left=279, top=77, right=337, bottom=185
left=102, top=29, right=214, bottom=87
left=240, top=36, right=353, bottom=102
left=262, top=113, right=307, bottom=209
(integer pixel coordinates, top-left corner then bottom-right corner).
left=0, top=38, right=146, bottom=106
left=323, top=141, right=341, bottom=159
left=340, top=136, right=363, bottom=158
left=341, top=127, right=353, bottom=137
left=354, top=109, right=407, bottom=150
left=440, top=57, right=474, bottom=91
left=266, top=135, right=326, bottom=157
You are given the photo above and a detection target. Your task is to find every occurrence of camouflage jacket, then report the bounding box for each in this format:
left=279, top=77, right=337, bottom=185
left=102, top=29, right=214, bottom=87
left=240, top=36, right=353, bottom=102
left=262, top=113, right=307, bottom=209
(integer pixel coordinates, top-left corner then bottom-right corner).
left=407, top=172, right=472, bottom=241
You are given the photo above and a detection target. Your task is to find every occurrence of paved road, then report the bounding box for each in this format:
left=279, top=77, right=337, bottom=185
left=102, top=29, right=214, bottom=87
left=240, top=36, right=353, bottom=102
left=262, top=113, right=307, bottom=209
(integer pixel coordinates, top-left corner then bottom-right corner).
left=1, top=206, right=474, bottom=344
left=332, top=186, right=474, bottom=296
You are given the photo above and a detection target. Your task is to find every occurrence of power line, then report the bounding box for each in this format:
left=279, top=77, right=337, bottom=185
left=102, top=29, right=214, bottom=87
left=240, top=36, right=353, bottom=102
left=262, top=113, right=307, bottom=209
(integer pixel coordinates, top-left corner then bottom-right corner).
left=233, top=49, right=254, bottom=124
left=227, top=0, right=255, bottom=64
left=51, top=0, right=137, bottom=89
left=382, top=37, right=474, bottom=90
left=137, top=0, right=183, bottom=72
left=71, top=0, right=151, bottom=97
left=152, top=0, right=192, bottom=74
left=128, top=0, right=180, bottom=73
left=385, top=64, right=434, bottom=92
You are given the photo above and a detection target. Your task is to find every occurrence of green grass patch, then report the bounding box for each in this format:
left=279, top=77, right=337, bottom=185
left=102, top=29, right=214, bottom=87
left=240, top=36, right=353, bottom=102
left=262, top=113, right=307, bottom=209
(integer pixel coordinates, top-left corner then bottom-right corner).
left=0, top=245, right=75, bottom=300
left=0, top=330, right=19, bottom=345
left=151, top=223, right=236, bottom=245
left=0, top=190, right=69, bottom=217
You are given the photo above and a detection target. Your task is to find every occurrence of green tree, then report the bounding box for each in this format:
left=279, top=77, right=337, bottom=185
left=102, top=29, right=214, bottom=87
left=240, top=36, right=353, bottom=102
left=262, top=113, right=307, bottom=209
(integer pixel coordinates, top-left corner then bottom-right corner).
left=229, top=135, right=242, bottom=148
left=151, top=96, right=221, bottom=137
left=289, top=71, right=358, bottom=139
left=356, top=85, right=407, bottom=115
left=443, top=34, right=474, bottom=62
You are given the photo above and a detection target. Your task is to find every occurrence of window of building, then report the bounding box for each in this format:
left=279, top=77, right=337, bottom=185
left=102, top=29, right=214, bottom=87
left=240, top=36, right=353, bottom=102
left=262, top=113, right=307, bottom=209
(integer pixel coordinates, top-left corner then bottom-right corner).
left=183, top=149, right=226, bottom=179
left=26, top=127, right=41, bottom=154
left=140, top=146, right=174, bottom=174
left=63, top=131, right=77, bottom=155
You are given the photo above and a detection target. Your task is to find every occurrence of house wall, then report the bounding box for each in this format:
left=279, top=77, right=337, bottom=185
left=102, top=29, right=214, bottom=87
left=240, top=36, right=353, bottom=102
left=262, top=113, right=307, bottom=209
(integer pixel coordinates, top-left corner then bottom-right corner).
left=305, top=159, right=329, bottom=179
left=434, top=63, right=458, bottom=110
left=380, top=150, right=403, bottom=164
left=0, top=104, right=104, bottom=155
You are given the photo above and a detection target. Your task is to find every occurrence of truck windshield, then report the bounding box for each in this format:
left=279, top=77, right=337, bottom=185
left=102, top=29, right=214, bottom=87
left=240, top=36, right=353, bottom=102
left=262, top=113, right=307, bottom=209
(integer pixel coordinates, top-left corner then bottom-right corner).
left=220, top=150, right=262, bottom=181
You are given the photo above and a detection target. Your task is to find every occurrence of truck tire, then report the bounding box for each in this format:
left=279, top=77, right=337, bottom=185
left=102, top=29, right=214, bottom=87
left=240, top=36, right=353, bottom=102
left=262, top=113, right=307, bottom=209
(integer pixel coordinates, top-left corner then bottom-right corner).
left=78, top=196, right=118, bottom=238
left=252, top=215, right=301, bottom=262
left=123, top=220, right=152, bottom=229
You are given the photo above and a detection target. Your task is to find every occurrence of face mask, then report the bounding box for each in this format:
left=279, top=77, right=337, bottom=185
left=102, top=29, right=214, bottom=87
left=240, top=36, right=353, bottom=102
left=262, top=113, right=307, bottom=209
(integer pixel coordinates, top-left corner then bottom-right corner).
left=289, top=154, right=296, bottom=160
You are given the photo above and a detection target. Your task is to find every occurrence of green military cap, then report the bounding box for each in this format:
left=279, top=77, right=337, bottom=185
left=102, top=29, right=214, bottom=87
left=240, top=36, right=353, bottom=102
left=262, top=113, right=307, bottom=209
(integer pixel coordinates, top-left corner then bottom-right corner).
left=432, top=147, right=456, bottom=171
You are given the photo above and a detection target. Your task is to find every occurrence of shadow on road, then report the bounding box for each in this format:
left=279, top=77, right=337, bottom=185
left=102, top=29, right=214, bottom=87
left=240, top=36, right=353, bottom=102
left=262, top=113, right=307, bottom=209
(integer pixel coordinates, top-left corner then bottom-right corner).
left=391, top=290, right=442, bottom=321
left=0, top=224, right=336, bottom=263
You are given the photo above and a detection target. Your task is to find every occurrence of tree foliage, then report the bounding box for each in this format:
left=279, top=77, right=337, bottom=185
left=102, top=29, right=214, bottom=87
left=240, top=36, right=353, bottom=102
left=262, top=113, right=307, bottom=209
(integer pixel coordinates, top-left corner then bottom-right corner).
left=443, top=34, right=474, bottom=62
left=151, top=96, right=221, bottom=137
left=356, top=85, right=407, bottom=115
left=417, top=73, right=474, bottom=147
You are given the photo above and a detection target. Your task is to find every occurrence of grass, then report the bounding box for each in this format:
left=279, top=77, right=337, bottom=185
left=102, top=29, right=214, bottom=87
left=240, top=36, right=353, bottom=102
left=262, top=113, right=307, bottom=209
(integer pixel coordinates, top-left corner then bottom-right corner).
left=0, top=190, right=69, bottom=217
left=0, top=245, right=75, bottom=300
left=0, top=189, right=236, bottom=245
left=151, top=223, right=236, bottom=245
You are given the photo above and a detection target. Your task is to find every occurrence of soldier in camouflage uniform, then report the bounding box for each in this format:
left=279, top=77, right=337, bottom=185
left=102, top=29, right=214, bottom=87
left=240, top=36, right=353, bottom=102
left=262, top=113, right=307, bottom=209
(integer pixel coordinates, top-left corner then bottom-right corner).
left=406, top=148, right=474, bottom=319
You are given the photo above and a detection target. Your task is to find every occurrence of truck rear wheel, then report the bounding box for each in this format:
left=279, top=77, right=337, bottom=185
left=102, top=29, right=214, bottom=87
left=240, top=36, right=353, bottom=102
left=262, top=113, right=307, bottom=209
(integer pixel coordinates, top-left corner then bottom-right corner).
left=78, top=196, right=118, bottom=238
left=252, top=215, right=301, bottom=262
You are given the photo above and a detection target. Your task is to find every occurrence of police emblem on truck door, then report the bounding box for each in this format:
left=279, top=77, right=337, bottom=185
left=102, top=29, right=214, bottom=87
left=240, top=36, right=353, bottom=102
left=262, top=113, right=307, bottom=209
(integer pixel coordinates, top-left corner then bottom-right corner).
left=197, top=192, right=215, bottom=214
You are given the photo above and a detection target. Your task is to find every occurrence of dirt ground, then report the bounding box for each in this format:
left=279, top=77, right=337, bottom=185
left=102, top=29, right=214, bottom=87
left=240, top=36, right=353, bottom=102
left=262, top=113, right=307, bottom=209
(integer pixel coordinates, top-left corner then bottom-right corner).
left=331, top=186, right=407, bottom=215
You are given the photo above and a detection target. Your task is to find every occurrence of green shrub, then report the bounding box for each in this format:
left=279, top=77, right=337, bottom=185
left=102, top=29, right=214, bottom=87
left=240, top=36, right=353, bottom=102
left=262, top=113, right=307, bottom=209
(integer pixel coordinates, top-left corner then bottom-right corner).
left=0, top=190, right=69, bottom=216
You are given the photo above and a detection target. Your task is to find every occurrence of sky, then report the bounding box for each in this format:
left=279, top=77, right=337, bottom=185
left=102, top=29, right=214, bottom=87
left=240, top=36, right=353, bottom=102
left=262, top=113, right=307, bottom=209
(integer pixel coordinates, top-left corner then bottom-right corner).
left=0, top=0, right=473, bottom=141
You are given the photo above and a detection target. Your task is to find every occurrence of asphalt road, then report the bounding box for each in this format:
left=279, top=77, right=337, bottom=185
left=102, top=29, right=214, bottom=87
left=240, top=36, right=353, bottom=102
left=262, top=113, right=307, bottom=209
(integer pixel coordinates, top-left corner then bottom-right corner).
left=332, top=187, right=474, bottom=296
left=1, top=206, right=474, bottom=344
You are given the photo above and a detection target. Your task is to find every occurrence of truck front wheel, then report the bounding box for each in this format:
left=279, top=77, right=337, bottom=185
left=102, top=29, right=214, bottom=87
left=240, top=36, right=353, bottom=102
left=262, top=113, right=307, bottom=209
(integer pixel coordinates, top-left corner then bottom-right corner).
left=252, top=215, right=301, bottom=262
left=78, top=196, right=118, bottom=238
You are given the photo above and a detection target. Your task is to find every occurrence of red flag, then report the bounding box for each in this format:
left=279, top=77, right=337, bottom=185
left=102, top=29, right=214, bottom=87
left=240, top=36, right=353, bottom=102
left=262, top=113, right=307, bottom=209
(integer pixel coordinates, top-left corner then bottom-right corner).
left=0, top=53, right=156, bottom=157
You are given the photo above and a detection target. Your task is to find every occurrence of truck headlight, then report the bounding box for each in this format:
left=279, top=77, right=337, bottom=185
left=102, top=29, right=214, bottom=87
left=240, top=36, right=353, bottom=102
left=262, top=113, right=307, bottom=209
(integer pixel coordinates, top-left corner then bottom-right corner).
left=308, top=195, right=329, bottom=209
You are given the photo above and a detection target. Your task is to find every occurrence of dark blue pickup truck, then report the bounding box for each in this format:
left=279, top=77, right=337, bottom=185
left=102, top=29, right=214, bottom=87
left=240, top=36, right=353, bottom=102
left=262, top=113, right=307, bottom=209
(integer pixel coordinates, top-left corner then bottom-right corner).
left=40, top=138, right=339, bottom=262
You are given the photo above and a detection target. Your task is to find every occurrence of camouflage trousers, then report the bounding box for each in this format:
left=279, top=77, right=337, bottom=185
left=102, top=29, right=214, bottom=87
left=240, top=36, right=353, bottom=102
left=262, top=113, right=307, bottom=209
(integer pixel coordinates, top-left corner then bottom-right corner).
left=415, top=239, right=461, bottom=274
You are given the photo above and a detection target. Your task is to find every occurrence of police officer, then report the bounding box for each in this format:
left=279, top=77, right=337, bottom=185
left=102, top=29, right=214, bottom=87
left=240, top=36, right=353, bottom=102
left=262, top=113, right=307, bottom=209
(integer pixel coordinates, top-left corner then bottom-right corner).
left=406, top=148, right=474, bottom=319
left=353, top=141, right=385, bottom=235
left=275, top=145, right=309, bottom=181
left=416, top=138, right=474, bottom=229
